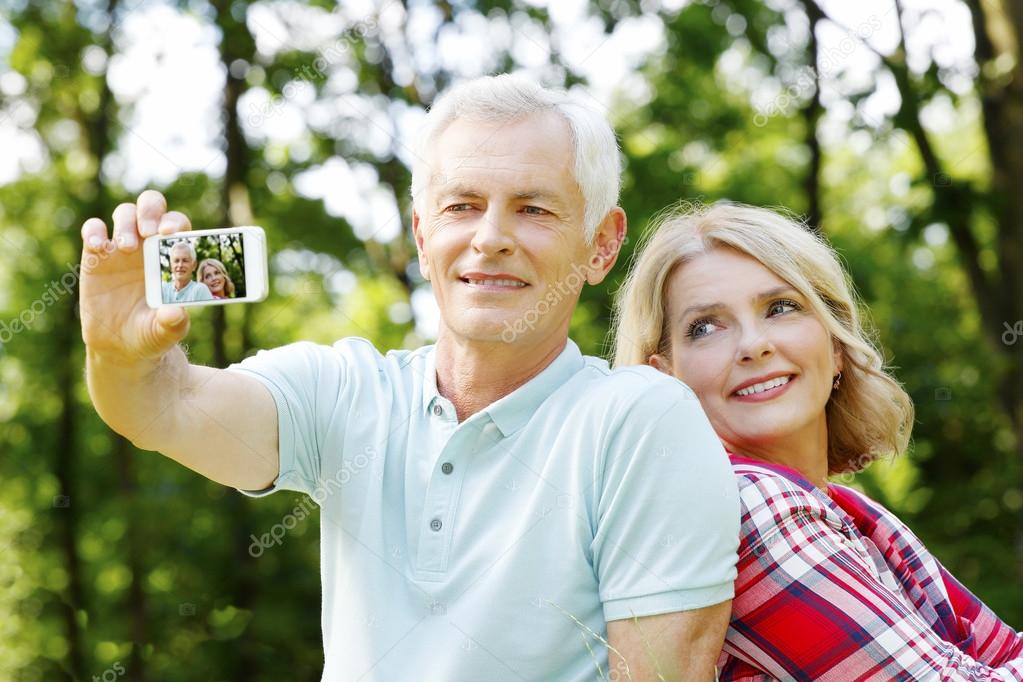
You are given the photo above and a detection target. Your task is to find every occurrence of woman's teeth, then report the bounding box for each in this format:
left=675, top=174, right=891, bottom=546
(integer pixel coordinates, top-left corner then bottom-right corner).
left=736, top=375, right=791, bottom=396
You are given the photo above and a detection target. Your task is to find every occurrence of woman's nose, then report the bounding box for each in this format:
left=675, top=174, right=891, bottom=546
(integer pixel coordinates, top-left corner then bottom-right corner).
left=737, top=325, right=775, bottom=362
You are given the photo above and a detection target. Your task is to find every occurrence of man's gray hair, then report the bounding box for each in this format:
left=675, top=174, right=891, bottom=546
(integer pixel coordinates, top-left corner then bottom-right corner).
left=410, top=74, right=621, bottom=243
left=169, top=239, right=197, bottom=262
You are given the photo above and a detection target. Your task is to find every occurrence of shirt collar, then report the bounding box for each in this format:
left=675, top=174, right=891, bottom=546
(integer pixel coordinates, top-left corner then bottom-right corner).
left=423, top=339, right=584, bottom=437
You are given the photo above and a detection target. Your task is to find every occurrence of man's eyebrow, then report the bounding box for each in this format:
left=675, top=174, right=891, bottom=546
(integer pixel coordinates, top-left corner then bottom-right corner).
left=677, top=286, right=801, bottom=320
left=435, top=185, right=484, bottom=202
left=512, top=189, right=561, bottom=203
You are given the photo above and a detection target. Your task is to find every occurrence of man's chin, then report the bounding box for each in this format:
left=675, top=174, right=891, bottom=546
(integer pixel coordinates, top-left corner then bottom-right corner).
left=445, top=313, right=540, bottom=346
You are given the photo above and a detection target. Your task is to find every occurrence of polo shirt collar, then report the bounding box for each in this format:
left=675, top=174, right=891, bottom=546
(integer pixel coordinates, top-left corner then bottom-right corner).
left=423, top=339, right=584, bottom=437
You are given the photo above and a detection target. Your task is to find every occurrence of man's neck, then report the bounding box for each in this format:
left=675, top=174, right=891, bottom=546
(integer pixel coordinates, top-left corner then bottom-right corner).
left=434, top=332, right=568, bottom=423
left=173, top=279, right=189, bottom=291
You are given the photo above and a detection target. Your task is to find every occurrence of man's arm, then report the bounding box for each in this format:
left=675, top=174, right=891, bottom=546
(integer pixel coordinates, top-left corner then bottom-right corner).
left=85, top=346, right=279, bottom=490
left=608, top=601, right=731, bottom=681
left=81, top=190, right=279, bottom=490
left=591, top=379, right=740, bottom=681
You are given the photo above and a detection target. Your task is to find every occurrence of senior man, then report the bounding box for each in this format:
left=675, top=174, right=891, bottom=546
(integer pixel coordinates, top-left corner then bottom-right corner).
left=80, top=75, right=739, bottom=681
left=162, top=240, right=214, bottom=303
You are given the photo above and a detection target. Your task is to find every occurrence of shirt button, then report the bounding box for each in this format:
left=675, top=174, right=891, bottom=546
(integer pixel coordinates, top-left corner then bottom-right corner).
left=441, top=462, right=454, bottom=475
left=432, top=403, right=443, bottom=417
left=429, top=518, right=443, bottom=532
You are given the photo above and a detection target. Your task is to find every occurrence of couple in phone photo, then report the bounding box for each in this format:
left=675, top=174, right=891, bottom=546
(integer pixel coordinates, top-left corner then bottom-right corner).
left=80, top=75, right=1023, bottom=681
left=161, top=239, right=236, bottom=303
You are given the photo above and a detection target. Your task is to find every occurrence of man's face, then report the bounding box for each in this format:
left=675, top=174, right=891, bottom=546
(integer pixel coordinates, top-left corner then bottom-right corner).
left=413, top=112, right=613, bottom=347
left=170, top=247, right=196, bottom=285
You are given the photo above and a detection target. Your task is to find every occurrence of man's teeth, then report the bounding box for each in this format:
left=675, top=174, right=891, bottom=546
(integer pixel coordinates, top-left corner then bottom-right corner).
left=736, top=375, right=791, bottom=396
left=465, top=278, right=526, bottom=287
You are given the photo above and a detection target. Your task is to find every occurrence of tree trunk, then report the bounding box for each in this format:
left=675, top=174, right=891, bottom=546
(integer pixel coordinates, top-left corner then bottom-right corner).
left=799, top=0, right=824, bottom=233
left=113, top=434, right=148, bottom=682
left=54, top=299, right=86, bottom=681
left=211, top=2, right=260, bottom=678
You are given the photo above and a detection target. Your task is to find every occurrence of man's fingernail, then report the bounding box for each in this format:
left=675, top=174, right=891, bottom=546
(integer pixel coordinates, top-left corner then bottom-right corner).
left=116, top=234, right=136, bottom=248
left=88, top=235, right=102, bottom=249
left=141, top=219, right=158, bottom=235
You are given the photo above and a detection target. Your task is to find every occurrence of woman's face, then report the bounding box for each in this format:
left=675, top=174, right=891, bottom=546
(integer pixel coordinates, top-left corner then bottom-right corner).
left=651, top=247, right=842, bottom=458
left=202, top=265, right=225, bottom=294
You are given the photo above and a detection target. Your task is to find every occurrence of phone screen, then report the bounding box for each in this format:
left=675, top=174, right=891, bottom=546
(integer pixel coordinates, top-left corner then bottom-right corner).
left=159, top=232, right=248, bottom=304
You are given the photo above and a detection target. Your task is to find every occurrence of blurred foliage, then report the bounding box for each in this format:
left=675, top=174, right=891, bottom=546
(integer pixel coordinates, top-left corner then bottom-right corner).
left=0, top=0, right=1020, bottom=680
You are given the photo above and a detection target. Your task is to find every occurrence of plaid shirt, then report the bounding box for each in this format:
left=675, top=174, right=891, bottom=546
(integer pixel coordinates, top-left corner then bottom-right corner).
left=718, top=455, right=1023, bottom=681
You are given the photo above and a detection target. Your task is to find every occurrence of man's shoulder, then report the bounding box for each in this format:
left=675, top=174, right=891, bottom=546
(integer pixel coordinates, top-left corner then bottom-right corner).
left=571, top=357, right=699, bottom=412
left=187, top=281, right=213, bottom=300
left=231, top=337, right=388, bottom=372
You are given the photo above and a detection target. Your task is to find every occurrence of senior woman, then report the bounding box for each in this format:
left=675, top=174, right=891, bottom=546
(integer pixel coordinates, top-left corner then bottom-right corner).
left=197, top=257, right=236, bottom=299
left=613, top=201, right=1023, bottom=680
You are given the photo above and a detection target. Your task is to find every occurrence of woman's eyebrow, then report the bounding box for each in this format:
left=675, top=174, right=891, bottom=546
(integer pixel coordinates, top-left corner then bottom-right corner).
left=678, top=286, right=800, bottom=320
left=755, top=285, right=800, bottom=301
left=678, top=301, right=723, bottom=320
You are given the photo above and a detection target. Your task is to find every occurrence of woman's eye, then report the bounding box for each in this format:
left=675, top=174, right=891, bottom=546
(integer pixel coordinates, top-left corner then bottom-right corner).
left=768, top=299, right=801, bottom=316
left=686, top=319, right=719, bottom=339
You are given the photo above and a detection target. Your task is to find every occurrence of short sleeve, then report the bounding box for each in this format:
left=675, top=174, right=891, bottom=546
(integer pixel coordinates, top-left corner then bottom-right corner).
left=225, top=340, right=347, bottom=498
left=592, top=378, right=740, bottom=622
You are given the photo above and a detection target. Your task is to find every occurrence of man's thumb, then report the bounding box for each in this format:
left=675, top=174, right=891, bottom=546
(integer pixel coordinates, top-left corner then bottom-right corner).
left=155, top=305, right=188, bottom=330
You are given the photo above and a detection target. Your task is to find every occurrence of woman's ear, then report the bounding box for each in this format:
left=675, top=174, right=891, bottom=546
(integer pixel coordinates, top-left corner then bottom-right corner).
left=647, top=353, right=672, bottom=376
left=831, top=336, right=844, bottom=374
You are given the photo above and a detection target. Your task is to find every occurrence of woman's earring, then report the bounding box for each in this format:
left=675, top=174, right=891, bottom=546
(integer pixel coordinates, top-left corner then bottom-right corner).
left=832, top=371, right=842, bottom=391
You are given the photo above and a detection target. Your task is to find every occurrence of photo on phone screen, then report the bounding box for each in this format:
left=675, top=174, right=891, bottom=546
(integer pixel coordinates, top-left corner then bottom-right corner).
left=160, top=234, right=247, bottom=304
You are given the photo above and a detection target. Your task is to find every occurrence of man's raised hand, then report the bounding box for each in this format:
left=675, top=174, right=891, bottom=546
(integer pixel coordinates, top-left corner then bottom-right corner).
left=79, top=190, right=194, bottom=363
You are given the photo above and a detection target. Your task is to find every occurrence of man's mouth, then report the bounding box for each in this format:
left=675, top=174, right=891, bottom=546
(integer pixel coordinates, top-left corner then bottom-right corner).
left=461, top=277, right=527, bottom=288
left=459, top=272, right=529, bottom=289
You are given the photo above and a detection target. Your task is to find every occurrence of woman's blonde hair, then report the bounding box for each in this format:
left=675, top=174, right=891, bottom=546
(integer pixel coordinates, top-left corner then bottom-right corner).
left=611, top=201, right=914, bottom=474
left=197, top=258, right=236, bottom=298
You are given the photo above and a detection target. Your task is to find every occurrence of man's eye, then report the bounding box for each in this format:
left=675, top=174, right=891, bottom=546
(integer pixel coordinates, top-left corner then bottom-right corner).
left=522, top=206, right=550, bottom=216
left=445, top=203, right=473, bottom=212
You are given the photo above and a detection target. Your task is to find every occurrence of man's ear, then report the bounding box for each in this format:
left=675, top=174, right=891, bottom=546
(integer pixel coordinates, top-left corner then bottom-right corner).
left=647, top=352, right=672, bottom=376
left=586, top=207, right=627, bottom=286
left=412, top=209, right=430, bottom=282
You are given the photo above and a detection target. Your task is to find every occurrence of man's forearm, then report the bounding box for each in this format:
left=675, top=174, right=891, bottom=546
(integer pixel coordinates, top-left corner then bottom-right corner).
left=85, top=344, right=190, bottom=452
left=85, top=346, right=279, bottom=489
left=607, top=600, right=732, bottom=681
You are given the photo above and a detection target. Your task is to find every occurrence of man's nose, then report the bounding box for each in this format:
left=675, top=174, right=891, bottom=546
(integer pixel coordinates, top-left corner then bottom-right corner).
left=470, top=209, right=515, bottom=256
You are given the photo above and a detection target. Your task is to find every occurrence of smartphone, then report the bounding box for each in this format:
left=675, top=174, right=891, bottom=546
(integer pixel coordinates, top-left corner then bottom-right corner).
left=143, top=226, right=269, bottom=308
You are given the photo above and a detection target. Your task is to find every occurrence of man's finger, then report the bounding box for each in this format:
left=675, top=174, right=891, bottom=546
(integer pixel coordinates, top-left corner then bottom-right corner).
left=81, top=217, right=109, bottom=253
left=136, top=190, right=167, bottom=237
left=112, top=203, right=139, bottom=252
left=157, top=210, right=192, bottom=235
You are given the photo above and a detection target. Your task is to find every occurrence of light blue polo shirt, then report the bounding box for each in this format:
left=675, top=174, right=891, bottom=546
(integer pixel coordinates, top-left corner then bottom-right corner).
left=161, top=279, right=213, bottom=303
left=226, top=337, right=739, bottom=681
